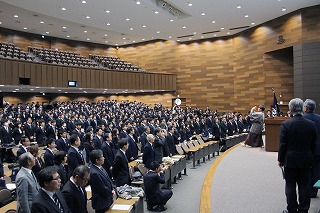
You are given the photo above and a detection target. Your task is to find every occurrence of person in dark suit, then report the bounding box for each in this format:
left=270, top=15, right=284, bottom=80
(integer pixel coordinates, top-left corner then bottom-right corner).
left=28, top=144, right=44, bottom=178
left=144, top=161, right=173, bottom=211
left=219, top=117, right=228, bottom=138
left=12, top=121, right=23, bottom=145
left=112, top=138, right=131, bottom=187
left=67, top=134, right=85, bottom=178
left=101, top=132, right=115, bottom=179
left=62, top=165, right=90, bottom=213
left=31, top=166, right=70, bottom=213
left=89, top=150, right=116, bottom=213
left=53, top=151, right=68, bottom=188
left=83, top=132, right=94, bottom=163
left=278, top=98, right=317, bottom=213
left=166, top=126, right=176, bottom=156
left=126, top=126, right=138, bottom=162
left=139, top=126, right=150, bottom=153
left=143, top=134, right=156, bottom=169
left=46, top=120, right=57, bottom=140
left=55, top=130, right=69, bottom=153
left=154, top=128, right=165, bottom=163
left=24, top=117, right=35, bottom=142
left=44, top=138, right=56, bottom=167
left=17, top=136, right=30, bottom=158
left=303, top=99, right=320, bottom=198
left=92, top=127, right=104, bottom=150
left=35, top=120, right=46, bottom=146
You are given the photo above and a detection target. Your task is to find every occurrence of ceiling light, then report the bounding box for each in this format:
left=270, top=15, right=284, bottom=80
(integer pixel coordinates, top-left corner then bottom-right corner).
left=106, top=23, right=110, bottom=26
left=61, top=8, right=66, bottom=11
left=221, top=27, right=224, bottom=30
left=130, top=28, right=133, bottom=30
left=189, top=38, right=192, bottom=40
left=30, top=89, right=34, bottom=91
left=155, top=11, right=159, bottom=14
left=86, top=16, right=90, bottom=19
left=40, top=21, right=44, bottom=24
left=64, top=92, right=68, bottom=93
left=125, top=18, right=130, bottom=21
left=0, top=22, right=2, bottom=24
left=84, top=30, right=87, bottom=33
left=58, top=90, right=62, bottom=92
left=36, top=87, right=40, bottom=88
left=87, top=38, right=90, bottom=40
left=193, top=32, right=197, bottom=35
left=104, top=34, right=108, bottom=36
left=169, top=19, right=174, bottom=22
left=82, top=1, right=87, bottom=3
left=157, top=31, right=160, bottom=34
left=67, top=35, right=70, bottom=38
left=133, top=41, right=136, bottom=43
left=214, top=34, right=217, bottom=37
left=227, top=32, right=230, bottom=35
left=123, top=37, right=126, bottom=40
left=46, top=31, right=49, bottom=34
left=115, top=44, right=118, bottom=46
left=251, top=22, right=255, bottom=25
left=23, top=27, right=28, bottom=30
left=124, top=42, right=127, bottom=44
left=201, top=36, right=204, bottom=38
left=42, top=35, right=45, bottom=38
left=105, top=41, right=108, bottom=43
left=13, top=91, right=17, bottom=93
left=15, top=88, right=19, bottom=90
left=136, top=1, right=141, bottom=4
left=142, top=39, right=145, bottom=41
left=237, top=5, right=241, bottom=9
left=212, top=20, right=216, bottom=23
left=182, top=26, right=186, bottom=29
left=105, top=10, right=110, bottom=13
left=169, top=36, right=172, bottom=38
left=14, top=15, right=18, bottom=18
left=282, top=7, right=286, bottom=11
left=177, top=40, right=180, bottom=42
left=188, top=3, right=192, bottom=6
left=245, top=14, right=249, bottom=18
left=201, top=12, right=205, bottom=16
left=0, top=85, right=4, bottom=87
left=63, top=26, right=66, bottom=29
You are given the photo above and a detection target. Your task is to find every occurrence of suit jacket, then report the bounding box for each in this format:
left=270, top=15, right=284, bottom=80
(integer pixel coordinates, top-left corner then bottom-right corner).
left=44, top=149, right=55, bottom=167
left=56, top=138, right=69, bottom=153
left=46, top=125, right=57, bottom=140
left=278, top=115, right=317, bottom=168
left=62, top=180, right=88, bottom=213
left=142, top=142, right=155, bottom=169
left=227, top=121, right=235, bottom=136
left=12, top=127, right=23, bottom=145
left=54, top=164, right=68, bottom=187
left=16, top=167, right=40, bottom=213
left=139, top=133, right=148, bottom=153
left=101, top=141, right=115, bottom=178
left=143, top=171, right=166, bottom=205
left=89, top=165, right=114, bottom=210
left=35, top=126, right=46, bottom=146
left=0, top=126, right=13, bottom=145
left=24, top=124, right=35, bottom=141
left=17, top=146, right=28, bottom=158
left=92, top=135, right=103, bottom=150
left=31, top=189, right=70, bottom=213
left=67, top=146, right=85, bottom=178
left=125, top=135, right=138, bottom=161
left=113, top=150, right=130, bottom=187
left=303, top=112, right=320, bottom=155
left=166, top=133, right=175, bottom=156
left=220, top=122, right=227, bottom=138
left=153, top=136, right=164, bottom=163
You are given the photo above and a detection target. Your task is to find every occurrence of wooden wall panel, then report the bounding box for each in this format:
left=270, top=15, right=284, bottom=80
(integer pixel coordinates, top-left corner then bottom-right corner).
left=5, top=61, right=13, bottom=85
left=52, top=66, right=58, bottom=87
left=24, top=63, right=31, bottom=78
left=41, top=65, right=47, bottom=87
left=30, top=63, right=37, bottom=86
left=0, top=59, right=5, bottom=85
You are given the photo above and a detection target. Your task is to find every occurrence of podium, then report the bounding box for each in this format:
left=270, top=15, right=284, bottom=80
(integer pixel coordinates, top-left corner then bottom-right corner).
left=265, top=117, right=289, bottom=152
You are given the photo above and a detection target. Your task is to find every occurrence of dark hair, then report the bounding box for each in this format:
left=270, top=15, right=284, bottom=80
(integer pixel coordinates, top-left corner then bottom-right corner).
left=126, top=126, right=134, bottom=134
left=258, top=105, right=265, bottom=112
left=69, top=134, right=79, bottom=145
left=46, top=138, right=55, bottom=147
left=168, top=126, right=174, bottom=132
left=149, top=161, right=161, bottom=171
left=54, top=151, right=66, bottom=165
left=84, top=132, right=92, bottom=143
left=112, top=128, right=118, bottom=137
left=90, top=150, right=103, bottom=165
left=38, top=166, right=57, bottom=187
left=118, top=138, right=128, bottom=149
left=72, top=165, right=90, bottom=178
left=95, top=127, right=102, bottom=133
left=58, top=129, right=67, bottom=136
left=155, top=127, right=161, bottom=135
left=28, top=144, right=39, bottom=156
left=20, top=136, right=29, bottom=144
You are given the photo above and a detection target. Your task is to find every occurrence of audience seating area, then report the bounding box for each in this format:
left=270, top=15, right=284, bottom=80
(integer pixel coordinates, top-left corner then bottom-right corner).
left=89, top=54, right=147, bottom=72
left=0, top=43, right=33, bottom=61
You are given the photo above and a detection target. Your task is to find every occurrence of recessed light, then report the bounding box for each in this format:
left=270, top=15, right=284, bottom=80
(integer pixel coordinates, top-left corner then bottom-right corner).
left=182, top=26, right=186, bottom=29
left=156, top=31, right=160, bottom=34
left=282, top=7, right=286, bottom=11
left=124, top=42, right=127, bottom=44
left=188, top=3, right=192, bottom=6
left=66, top=35, right=70, bottom=38
left=169, top=36, right=172, bottom=38
left=82, top=0, right=86, bottom=3
left=23, top=27, right=28, bottom=30
left=41, top=35, right=45, bottom=38
left=13, top=91, right=17, bottom=93
left=58, top=90, right=62, bottom=92
left=115, top=44, right=118, bottom=46
left=87, top=38, right=90, bottom=40
left=105, top=10, right=110, bottom=13
left=15, top=88, right=19, bottom=90
left=64, top=92, right=68, bottom=93
left=251, top=22, right=255, bottom=25
left=104, top=34, right=108, bottom=36
left=177, top=40, right=180, bottom=42
left=142, top=39, right=145, bottom=41
left=169, top=19, right=174, bottom=22
left=227, top=32, right=230, bottom=35
left=14, top=15, right=19, bottom=18
left=237, top=5, right=241, bottom=9
left=105, top=41, right=108, bottom=43
left=36, top=87, right=40, bottom=88
left=30, top=89, right=34, bottom=91
left=201, top=36, right=204, bottom=38
left=221, top=27, right=225, bottom=30
left=136, top=1, right=141, bottom=4
left=40, top=21, right=44, bottom=24
left=46, top=32, right=49, bottom=34
left=193, top=32, right=197, bottom=35
left=125, top=18, right=130, bottom=21
left=86, top=16, right=90, bottom=19
left=201, top=12, right=205, bottom=16
left=84, top=30, right=87, bottom=33
left=189, top=38, right=192, bottom=40
left=155, top=11, right=159, bottom=14
left=142, top=25, right=146, bottom=28
left=63, top=26, right=66, bottom=29
left=133, top=41, right=136, bottom=43
left=212, top=21, right=216, bottom=24
left=0, top=22, right=2, bottom=24
left=106, top=23, right=110, bottom=26
left=123, top=37, right=126, bottom=40
left=61, top=8, right=66, bottom=11
left=245, top=14, right=249, bottom=18
left=130, top=28, right=133, bottom=30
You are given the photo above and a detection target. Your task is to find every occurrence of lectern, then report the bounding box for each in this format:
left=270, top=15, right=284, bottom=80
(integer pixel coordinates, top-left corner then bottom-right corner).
left=265, top=117, right=289, bottom=152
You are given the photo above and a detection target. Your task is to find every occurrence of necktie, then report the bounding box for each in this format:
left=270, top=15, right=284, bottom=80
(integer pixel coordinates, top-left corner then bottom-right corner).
left=53, top=193, right=64, bottom=213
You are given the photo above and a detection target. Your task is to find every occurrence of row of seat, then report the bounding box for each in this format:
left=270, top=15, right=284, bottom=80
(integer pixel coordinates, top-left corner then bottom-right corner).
left=0, top=43, right=34, bottom=61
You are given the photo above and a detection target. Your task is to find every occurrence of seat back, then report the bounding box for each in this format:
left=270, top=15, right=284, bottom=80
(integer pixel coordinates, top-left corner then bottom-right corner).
left=175, top=145, right=185, bottom=155
left=137, top=164, right=148, bottom=176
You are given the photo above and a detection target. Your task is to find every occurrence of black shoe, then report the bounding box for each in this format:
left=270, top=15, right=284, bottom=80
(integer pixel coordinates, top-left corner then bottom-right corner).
left=158, top=205, right=167, bottom=211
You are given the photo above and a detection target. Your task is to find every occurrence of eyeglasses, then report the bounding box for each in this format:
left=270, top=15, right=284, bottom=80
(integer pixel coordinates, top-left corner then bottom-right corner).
left=52, top=175, right=61, bottom=181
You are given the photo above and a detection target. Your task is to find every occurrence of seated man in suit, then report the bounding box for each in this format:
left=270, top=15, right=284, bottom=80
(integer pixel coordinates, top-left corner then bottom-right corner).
left=17, top=136, right=30, bottom=158
left=89, top=150, right=116, bottom=213
left=112, top=138, right=131, bottom=187
left=62, top=165, right=90, bottom=213
left=31, top=166, right=70, bottom=213
left=44, top=138, right=56, bottom=167
left=67, top=134, right=85, bottom=178
left=16, top=152, right=40, bottom=213
left=143, top=134, right=155, bottom=169
left=144, top=161, right=173, bottom=212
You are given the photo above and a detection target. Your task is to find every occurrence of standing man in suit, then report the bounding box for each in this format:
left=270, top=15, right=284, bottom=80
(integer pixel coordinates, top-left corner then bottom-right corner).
left=278, top=98, right=317, bottom=213
left=56, top=130, right=69, bottom=153
left=92, top=127, right=104, bottom=150
left=35, top=120, right=46, bottom=146
left=143, top=134, right=156, bottom=169
left=67, top=134, right=85, bottom=178
left=126, top=127, right=138, bottom=162
left=303, top=99, right=320, bottom=198
left=144, top=161, right=173, bottom=211
left=112, top=138, right=131, bottom=187
left=16, top=136, right=30, bottom=158
left=44, top=138, right=56, bottom=167
left=24, top=117, right=35, bottom=142
left=46, top=120, right=58, bottom=140
left=16, top=152, right=40, bottom=213
left=31, top=166, right=70, bottom=213
left=90, top=150, right=116, bottom=213
left=62, top=165, right=90, bottom=213
left=139, top=126, right=150, bottom=153
left=101, top=132, right=115, bottom=179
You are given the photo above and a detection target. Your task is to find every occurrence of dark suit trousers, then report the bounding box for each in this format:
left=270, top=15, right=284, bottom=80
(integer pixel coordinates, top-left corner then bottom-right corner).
left=284, top=167, right=311, bottom=213
left=159, top=189, right=173, bottom=206
left=311, top=155, right=320, bottom=197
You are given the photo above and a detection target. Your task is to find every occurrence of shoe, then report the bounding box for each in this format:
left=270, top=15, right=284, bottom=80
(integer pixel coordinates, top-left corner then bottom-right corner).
left=147, top=204, right=156, bottom=211
left=158, top=205, right=167, bottom=211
